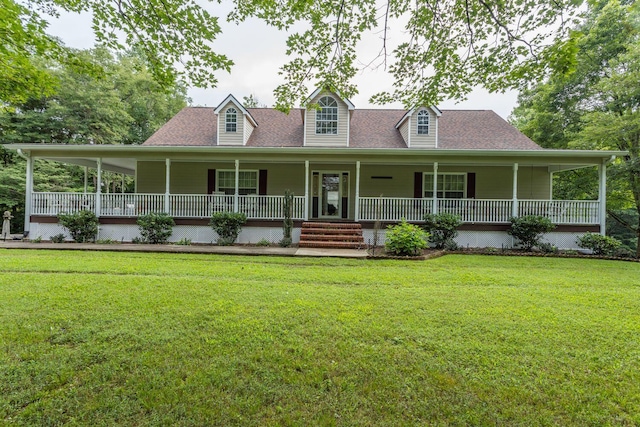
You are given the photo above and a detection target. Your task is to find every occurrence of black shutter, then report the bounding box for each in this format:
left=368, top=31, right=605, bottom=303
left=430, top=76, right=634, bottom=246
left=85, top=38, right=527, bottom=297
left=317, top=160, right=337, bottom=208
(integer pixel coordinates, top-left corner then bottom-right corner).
left=467, top=172, right=476, bottom=198
left=259, top=169, right=268, bottom=195
left=414, top=172, right=423, bottom=198
left=207, top=169, right=216, bottom=194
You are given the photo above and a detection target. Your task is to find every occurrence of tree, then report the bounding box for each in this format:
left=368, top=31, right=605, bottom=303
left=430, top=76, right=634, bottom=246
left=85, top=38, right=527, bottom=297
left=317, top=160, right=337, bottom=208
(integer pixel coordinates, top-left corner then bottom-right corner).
left=242, top=94, right=266, bottom=108
left=1, top=0, right=230, bottom=105
left=3, top=0, right=584, bottom=110
left=510, top=0, right=640, bottom=256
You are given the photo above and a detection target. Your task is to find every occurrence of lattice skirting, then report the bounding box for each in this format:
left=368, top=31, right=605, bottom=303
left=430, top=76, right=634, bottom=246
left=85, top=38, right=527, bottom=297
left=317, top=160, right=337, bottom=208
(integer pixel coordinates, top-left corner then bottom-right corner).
left=30, top=222, right=582, bottom=249
left=29, top=222, right=301, bottom=245
left=362, top=229, right=584, bottom=250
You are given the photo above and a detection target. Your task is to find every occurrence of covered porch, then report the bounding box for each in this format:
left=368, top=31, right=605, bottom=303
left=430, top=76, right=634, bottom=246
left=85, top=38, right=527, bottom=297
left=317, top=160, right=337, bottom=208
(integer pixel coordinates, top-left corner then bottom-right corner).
left=13, top=145, right=621, bottom=241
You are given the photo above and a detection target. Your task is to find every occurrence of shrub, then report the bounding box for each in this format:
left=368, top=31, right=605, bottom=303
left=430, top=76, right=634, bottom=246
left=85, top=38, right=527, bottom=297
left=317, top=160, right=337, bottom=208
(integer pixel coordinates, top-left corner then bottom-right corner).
left=137, top=212, right=175, bottom=244
left=96, top=238, right=118, bottom=244
left=210, top=212, right=247, bottom=245
left=50, top=233, right=66, bottom=243
left=131, top=236, right=144, bottom=244
left=423, top=213, right=462, bottom=249
left=385, top=219, right=429, bottom=256
left=58, top=210, right=98, bottom=243
left=256, top=238, right=271, bottom=247
left=577, top=232, right=621, bottom=256
left=508, top=215, right=555, bottom=251
left=174, top=238, right=192, bottom=246
left=281, top=189, right=294, bottom=247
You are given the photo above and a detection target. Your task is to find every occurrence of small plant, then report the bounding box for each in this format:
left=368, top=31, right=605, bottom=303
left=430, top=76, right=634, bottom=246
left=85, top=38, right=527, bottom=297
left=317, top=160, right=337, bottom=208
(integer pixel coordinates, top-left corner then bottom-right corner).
left=96, top=238, right=118, bottom=244
left=508, top=215, right=555, bottom=251
left=423, top=213, right=462, bottom=249
left=30, top=236, right=42, bottom=243
left=385, top=219, right=429, bottom=256
left=50, top=233, right=66, bottom=243
left=256, top=238, right=271, bottom=247
left=58, top=210, right=98, bottom=243
left=174, top=238, right=192, bottom=246
left=131, top=236, right=144, bottom=244
left=577, top=232, right=621, bottom=256
left=279, top=237, right=292, bottom=247
left=137, top=212, right=175, bottom=244
left=538, top=242, right=558, bottom=254
left=210, top=212, right=247, bottom=245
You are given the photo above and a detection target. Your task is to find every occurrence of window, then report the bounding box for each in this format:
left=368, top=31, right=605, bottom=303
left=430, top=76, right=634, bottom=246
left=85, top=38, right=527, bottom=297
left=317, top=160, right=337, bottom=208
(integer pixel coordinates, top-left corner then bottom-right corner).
left=316, top=96, right=338, bottom=134
left=225, top=108, right=237, bottom=132
left=217, top=170, right=258, bottom=195
left=417, top=110, right=429, bottom=135
left=424, top=173, right=466, bottom=198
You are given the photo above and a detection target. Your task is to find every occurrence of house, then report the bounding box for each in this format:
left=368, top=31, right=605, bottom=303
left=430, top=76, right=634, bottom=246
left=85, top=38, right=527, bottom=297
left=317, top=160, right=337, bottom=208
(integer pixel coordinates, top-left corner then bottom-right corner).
left=8, top=89, right=624, bottom=248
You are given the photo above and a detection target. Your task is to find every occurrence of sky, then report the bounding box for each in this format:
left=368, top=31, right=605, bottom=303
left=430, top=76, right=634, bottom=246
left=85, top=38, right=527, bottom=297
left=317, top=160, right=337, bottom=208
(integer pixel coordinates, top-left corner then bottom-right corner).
left=46, top=6, right=519, bottom=119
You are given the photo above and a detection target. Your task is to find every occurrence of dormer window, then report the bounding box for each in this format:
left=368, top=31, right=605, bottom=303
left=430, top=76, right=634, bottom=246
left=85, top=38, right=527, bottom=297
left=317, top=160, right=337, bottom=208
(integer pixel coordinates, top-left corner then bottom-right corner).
left=316, top=96, right=338, bottom=134
left=226, top=108, right=237, bottom=132
left=417, top=110, right=429, bottom=135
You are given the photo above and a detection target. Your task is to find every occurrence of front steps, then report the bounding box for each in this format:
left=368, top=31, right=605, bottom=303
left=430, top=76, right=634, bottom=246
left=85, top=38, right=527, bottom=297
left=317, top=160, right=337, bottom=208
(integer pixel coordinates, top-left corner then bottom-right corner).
left=299, top=222, right=365, bottom=249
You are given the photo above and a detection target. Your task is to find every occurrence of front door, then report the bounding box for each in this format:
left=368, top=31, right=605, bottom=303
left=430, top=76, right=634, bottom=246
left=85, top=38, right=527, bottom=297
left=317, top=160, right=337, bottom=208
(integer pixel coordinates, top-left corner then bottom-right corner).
left=320, top=172, right=341, bottom=218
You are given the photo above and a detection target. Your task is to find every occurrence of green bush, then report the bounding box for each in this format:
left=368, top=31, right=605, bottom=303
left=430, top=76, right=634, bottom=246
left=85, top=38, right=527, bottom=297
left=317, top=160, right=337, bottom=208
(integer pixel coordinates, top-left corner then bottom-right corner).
left=508, top=215, right=555, bottom=251
left=174, top=238, right=192, bottom=246
left=385, top=219, right=429, bottom=256
left=137, top=212, right=175, bottom=244
left=210, top=212, right=247, bottom=245
left=256, top=238, right=271, bottom=247
left=577, top=232, right=621, bottom=256
left=423, top=213, right=462, bottom=249
left=58, top=210, right=98, bottom=243
left=50, top=233, right=66, bottom=243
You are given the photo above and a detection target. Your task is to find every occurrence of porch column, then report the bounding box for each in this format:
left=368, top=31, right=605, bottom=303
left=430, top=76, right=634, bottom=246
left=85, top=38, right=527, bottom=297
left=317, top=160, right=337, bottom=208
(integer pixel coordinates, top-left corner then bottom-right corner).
left=83, top=167, right=88, bottom=193
left=96, top=158, right=102, bottom=217
left=164, top=159, right=171, bottom=213
left=432, top=162, right=438, bottom=214
left=304, top=161, right=310, bottom=221
left=24, top=153, right=34, bottom=235
left=234, top=159, right=239, bottom=213
left=355, top=161, right=361, bottom=222
left=512, top=163, right=519, bottom=218
left=599, top=161, right=607, bottom=235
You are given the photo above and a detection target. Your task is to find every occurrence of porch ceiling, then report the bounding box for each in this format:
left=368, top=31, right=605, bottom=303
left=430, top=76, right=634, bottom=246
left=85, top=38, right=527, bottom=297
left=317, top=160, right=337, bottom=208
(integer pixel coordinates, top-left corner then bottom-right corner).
left=9, top=144, right=625, bottom=170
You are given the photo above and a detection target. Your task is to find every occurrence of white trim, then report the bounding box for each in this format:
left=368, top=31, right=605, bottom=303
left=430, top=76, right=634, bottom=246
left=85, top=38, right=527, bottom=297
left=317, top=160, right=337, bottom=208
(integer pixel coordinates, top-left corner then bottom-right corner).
left=395, top=105, right=442, bottom=129
left=306, top=88, right=355, bottom=110
left=217, top=168, right=259, bottom=196
left=355, top=161, right=360, bottom=221
left=512, top=163, right=519, bottom=217
left=225, top=107, right=238, bottom=133
left=315, top=96, right=339, bottom=135
left=424, top=171, right=467, bottom=199
left=24, top=154, right=34, bottom=234
left=213, top=94, right=258, bottom=127
left=417, top=109, right=430, bottom=135
left=599, top=162, right=607, bottom=235
left=304, top=161, right=310, bottom=220
left=234, top=160, right=240, bottom=212
left=96, top=158, right=102, bottom=217
left=407, top=117, right=412, bottom=147
left=164, top=159, right=171, bottom=213
left=315, top=170, right=348, bottom=219
left=435, top=112, right=439, bottom=148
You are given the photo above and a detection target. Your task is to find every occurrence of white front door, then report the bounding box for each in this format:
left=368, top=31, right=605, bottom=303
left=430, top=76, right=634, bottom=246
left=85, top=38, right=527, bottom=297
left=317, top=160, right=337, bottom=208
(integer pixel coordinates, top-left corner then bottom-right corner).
left=319, top=172, right=341, bottom=218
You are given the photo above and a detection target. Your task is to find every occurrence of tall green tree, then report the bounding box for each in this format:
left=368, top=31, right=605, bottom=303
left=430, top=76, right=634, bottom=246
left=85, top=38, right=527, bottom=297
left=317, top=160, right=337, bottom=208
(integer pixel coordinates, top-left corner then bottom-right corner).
left=511, top=0, right=640, bottom=256
left=3, top=0, right=585, bottom=110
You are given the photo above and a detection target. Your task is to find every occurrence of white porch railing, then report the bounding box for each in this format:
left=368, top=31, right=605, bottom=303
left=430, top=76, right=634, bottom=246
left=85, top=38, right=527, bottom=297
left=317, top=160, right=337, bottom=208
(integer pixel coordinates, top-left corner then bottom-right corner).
left=31, top=192, right=600, bottom=225
left=438, top=199, right=513, bottom=223
left=32, top=192, right=95, bottom=216
left=100, top=194, right=165, bottom=217
left=518, top=200, right=600, bottom=225
left=359, top=197, right=433, bottom=222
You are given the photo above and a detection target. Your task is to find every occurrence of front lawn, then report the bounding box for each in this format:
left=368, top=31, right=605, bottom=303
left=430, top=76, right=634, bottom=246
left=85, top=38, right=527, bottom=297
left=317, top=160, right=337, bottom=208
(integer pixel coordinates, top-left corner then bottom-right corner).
left=1, top=250, right=639, bottom=425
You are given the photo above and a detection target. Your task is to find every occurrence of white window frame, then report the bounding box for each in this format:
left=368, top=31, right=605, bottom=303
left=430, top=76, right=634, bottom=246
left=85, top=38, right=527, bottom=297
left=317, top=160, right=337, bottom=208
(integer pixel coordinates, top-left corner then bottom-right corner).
left=423, top=173, right=466, bottom=199
left=315, top=96, right=338, bottom=135
left=225, top=108, right=237, bottom=133
left=217, top=169, right=258, bottom=195
left=417, top=109, right=430, bottom=135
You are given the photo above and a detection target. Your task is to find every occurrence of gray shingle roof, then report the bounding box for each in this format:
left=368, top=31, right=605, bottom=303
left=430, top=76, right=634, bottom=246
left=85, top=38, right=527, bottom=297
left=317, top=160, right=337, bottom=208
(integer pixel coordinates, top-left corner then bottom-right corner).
left=143, top=107, right=540, bottom=150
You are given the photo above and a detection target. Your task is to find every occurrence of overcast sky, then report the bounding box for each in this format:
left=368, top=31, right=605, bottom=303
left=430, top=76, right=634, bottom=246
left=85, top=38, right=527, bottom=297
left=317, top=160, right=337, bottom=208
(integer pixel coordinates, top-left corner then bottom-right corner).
left=46, top=6, right=519, bottom=119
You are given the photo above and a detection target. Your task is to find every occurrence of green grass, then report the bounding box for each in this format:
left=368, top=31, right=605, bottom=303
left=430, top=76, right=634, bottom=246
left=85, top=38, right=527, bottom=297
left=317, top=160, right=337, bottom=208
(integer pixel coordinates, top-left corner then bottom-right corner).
left=1, top=250, right=639, bottom=426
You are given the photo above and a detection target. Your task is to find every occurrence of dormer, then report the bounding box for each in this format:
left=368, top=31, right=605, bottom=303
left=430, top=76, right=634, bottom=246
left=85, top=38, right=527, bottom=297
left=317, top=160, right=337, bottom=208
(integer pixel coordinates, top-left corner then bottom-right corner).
left=395, top=106, right=442, bottom=148
left=303, top=88, right=355, bottom=147
left=214, top=94, right=258, bottom=146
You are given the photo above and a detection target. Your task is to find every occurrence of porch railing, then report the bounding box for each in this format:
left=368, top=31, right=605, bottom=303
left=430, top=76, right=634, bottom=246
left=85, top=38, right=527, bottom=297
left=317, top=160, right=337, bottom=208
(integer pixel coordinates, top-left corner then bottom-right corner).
left=518, top=200, right=599, bottom=225
left=358, top=197, right=600, bottom=225
left=31, top=192, right=600, bottom=225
